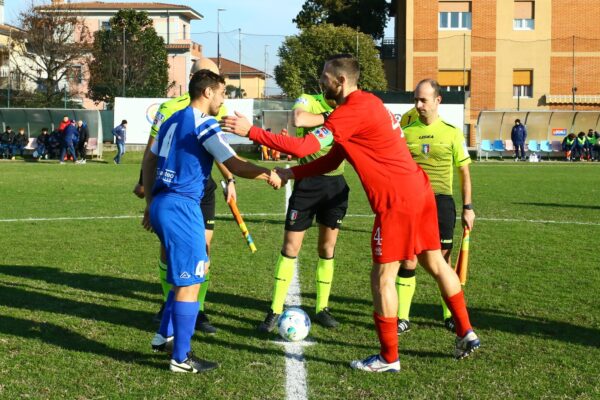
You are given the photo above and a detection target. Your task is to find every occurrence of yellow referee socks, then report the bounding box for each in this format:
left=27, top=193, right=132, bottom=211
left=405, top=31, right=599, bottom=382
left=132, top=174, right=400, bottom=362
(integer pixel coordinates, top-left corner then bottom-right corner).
left=198, top=271, right=210, bottom=312
left=270, top=253, right=296, bottom=314
left=440, top=295, right=453, bottom=320
left=396, top=269, right=416, bottom=320
left=315, top=257, right=334, bottom=313
left=158, top=259, right=170, bottom=302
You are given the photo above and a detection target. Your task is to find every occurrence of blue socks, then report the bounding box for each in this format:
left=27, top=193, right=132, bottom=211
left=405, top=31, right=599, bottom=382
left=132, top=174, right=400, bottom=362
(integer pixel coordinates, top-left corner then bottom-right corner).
left=172, top=300, right=199, bottom=363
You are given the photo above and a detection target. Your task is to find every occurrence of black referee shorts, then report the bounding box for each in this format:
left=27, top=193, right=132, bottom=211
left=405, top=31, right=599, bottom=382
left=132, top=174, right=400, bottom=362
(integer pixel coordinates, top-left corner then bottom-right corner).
left=201, top=177, right=217, bottom=230
left=285, top=175, right=349, bottom=232
left=435, top=194, right=456, bottom=250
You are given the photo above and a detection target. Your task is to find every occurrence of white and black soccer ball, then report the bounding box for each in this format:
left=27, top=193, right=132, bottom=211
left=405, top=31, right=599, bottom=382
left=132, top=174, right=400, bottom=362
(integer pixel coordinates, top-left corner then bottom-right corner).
left=278, top=307, right=311, bottom=342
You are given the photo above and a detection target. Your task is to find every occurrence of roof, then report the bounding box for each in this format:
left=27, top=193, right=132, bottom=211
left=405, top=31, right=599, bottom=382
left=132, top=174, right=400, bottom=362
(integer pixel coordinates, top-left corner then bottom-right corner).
left=0, top=24, right=22, bottom=35
left=41, top=2, right=203, bottom=20
left=209, top=57, right=269, bottom=78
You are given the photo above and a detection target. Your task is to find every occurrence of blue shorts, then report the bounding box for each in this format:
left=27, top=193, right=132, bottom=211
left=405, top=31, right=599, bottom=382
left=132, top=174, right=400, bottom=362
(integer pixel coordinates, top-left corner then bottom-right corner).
left=150, top=194, right=208, bottom=287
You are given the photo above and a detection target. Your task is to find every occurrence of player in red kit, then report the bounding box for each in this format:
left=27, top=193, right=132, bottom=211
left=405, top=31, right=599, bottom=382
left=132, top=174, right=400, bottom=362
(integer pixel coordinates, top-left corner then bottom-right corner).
left=275, top=54, right=480, bottom=372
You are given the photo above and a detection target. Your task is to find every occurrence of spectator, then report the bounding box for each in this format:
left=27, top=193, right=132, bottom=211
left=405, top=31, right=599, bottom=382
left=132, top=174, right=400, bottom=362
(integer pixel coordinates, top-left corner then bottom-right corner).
left=60, top=120, right=80, bottom=164
left=58, top=115, right=70, bottom=133
left=586, top=129, right=596, bottom=161
left=36, top=128, right=50, bottom=160
left=48, top=128, right=62, bottom=159
left=562, top=133, right=576, bottom=161
left=12, top=128, right=28, bottom=159
left=76, top=120, right=89, bottom=163
left=510, top=119, right=527, bottom=161
left=112, top=119, right=127, bottom=164
left=573, top=132, right=587, bottom=161
left=1, top=126, right=15, bottom=159
left=593, top=131, right=600, bottom=162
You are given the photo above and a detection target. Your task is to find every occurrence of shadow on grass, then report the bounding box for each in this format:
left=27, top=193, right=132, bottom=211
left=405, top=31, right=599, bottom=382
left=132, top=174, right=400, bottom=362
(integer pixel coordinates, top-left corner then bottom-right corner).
left=513, top=201, right=600, bottom=210
left=0, top=315, right=163, bottom=369
left=0, top=265, right=158, bottom=301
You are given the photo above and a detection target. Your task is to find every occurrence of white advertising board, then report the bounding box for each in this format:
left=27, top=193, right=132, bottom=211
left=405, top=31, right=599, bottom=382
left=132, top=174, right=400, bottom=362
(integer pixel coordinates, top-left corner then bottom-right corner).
left=114, top=97, right=254, bottom=144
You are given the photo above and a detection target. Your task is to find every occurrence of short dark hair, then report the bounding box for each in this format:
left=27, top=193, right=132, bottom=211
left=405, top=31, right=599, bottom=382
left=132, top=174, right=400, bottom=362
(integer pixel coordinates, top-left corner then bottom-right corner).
left=416, top=79, right=441, bottom=98
left=515, top=119, right=521, bottom=123
left=325, top=54, right=360, bottom=84
left=42, top=127, right=48, bottom=132
left=121, top=120, right=127, bottom=125
left=189, top=69, right=226, bottom=101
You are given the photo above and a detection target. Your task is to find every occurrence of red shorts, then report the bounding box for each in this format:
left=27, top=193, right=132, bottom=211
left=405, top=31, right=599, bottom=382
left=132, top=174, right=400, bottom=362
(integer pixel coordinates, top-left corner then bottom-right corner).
left=371, top=188, right=441, bottom=264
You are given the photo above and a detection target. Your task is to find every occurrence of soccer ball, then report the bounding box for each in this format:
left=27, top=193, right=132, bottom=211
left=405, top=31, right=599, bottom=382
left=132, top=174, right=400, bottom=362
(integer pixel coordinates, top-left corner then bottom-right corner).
left=278, top=307, right=311, bottom=342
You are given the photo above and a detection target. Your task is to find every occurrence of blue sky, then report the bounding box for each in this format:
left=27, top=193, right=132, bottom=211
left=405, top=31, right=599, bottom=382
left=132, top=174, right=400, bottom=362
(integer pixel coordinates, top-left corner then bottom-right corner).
left=4, top=1, right=393, bottom=95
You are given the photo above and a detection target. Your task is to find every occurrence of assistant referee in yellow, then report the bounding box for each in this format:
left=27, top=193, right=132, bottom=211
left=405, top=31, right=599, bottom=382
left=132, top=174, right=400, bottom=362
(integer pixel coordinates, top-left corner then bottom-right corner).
left=396, top=79, right=475, bottom=334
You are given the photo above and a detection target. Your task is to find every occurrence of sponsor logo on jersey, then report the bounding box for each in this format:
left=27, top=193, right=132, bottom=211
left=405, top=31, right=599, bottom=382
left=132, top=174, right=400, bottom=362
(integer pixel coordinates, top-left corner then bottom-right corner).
left=422, top=144, right=430, bottom=155
left=294, top=97, right=309, bottom=107
left=374, top=246, right=382, bottom=256
left=419, top=135, right=434, bottom=139
left=153, top=112, right=165, bottom=127
left=180, top=271, right=191, bottom=279
left=313, top=127, right=332, bottom=140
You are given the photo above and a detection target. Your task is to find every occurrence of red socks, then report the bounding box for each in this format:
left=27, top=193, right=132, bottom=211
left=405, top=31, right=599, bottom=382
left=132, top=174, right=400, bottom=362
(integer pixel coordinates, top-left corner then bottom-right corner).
left=373, top=312, right=398, bottom=363
left=444, top=291, right=472, bottom=337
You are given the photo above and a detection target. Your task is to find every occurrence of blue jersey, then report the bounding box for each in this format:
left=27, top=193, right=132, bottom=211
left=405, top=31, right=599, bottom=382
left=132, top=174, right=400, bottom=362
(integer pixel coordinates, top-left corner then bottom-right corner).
left=151, top=106, right=236, bottom=203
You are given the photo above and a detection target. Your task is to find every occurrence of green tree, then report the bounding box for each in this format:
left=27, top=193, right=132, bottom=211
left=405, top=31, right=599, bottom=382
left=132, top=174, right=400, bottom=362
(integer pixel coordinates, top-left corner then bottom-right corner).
left=226, top=84, right=246, bottom=99
left=88, top=10, right=171, bottom=107
left=294, top=0, right=391, bottom=40
left=274, top=24, right=387, bottom=99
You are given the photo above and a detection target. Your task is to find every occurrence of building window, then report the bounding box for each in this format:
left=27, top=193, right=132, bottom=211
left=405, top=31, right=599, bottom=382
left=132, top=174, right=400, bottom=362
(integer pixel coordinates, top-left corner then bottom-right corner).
left=101, top=21, right=111, bottom=31
left=439, top=1, right=471, bottom=30
left=183, top=24, right=187, bottom=40
left=67, top=65, right=83, bottom=84
left=438, top=70, right=470, bottom=92
left=513, top=70, right=533, bottom=98
left=514, top=1, right=535, bottom=30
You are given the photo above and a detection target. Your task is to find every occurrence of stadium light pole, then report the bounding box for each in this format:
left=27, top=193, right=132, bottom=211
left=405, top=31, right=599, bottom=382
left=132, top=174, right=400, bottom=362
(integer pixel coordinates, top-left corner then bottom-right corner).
left=217, top=8, right=226, bottom=69
left=122, top=23, right=126, bottom=97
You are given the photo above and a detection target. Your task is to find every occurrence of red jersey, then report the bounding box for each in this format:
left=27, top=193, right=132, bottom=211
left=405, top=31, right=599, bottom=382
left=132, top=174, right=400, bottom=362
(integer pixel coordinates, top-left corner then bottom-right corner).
left=291, top=90, right=430, bottom=213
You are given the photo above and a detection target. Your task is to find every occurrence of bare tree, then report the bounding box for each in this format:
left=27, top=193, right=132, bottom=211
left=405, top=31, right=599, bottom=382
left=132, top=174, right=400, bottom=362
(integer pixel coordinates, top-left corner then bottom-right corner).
left=10, top=1, right=91, bottom=107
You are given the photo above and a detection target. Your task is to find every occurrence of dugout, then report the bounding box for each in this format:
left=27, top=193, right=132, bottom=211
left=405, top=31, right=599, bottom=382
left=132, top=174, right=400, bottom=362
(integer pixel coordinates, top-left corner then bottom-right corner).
left=476, top=110, right=600, bottom=159
left=0, top=108, right=105, bottom=158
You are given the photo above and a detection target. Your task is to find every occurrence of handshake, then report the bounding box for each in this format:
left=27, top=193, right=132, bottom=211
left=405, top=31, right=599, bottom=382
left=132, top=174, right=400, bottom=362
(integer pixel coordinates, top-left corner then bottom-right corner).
left=267, top=167, right=294, bottom=189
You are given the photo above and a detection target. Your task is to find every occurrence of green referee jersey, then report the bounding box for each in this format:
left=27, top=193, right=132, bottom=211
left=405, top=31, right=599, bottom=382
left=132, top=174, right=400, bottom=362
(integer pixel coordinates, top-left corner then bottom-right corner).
left=293, top=93, right=344, bottom=176
left=149, top=93, right=228, bottom=138
left=403, top=117, right=471, bottom=196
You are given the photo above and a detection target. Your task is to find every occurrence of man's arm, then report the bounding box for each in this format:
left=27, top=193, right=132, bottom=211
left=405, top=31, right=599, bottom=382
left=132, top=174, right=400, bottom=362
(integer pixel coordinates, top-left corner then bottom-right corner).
left=215, top=162, right=237, bottom=203
left=293, top=108, right=325, bottom=128
left=289, top=143, right=345, bottom=179
left=458, top=165, right=475, bottom=230
left=141, top=149, right=158, bottom=231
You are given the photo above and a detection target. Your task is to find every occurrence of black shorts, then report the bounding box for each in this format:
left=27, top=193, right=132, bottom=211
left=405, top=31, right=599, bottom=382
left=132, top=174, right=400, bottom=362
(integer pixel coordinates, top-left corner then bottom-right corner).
left=285, top=175, right=349, bottom=232
left=201, top=177, right=217, bottom=230
left=435, top=194, right=456, bottom=250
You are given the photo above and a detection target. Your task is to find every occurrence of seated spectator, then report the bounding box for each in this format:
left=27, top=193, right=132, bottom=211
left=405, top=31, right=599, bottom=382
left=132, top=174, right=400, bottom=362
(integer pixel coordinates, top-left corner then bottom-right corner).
left=586, top=129, right=596, bottom=161
left=36, top=128, right=50, bottom=160
left=12, top=128, right=28, bottom=159
left=48, top=129, right=62, bottom=160
left=593, top=131, right=600, bottom=162
left=0, top=126, right=15, bottom=159
left=562, top=133, right=576, bottom=161
left=573, top=132, right=587, bottom=161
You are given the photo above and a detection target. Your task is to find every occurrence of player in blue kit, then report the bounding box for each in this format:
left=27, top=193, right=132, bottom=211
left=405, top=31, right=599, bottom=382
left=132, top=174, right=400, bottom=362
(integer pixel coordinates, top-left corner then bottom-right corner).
left=142, top=70, right=279, bottom=373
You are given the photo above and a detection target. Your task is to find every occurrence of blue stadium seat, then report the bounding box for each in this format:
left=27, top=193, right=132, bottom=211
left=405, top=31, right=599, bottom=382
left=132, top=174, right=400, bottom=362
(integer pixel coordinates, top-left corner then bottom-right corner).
left=492, top=139, right=505, bottom=159
left=479, top=139, right=493, bottom=161
left=540, top=140, right=552, bottom=160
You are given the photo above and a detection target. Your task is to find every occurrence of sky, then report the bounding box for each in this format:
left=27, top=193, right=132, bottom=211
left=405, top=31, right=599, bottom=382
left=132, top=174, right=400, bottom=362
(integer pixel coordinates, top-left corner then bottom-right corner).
left=4, top=0, right=393, bottom=95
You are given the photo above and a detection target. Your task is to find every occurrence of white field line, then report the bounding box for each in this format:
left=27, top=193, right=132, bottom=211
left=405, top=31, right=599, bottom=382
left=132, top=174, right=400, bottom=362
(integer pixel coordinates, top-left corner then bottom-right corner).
left=1, top=213, right=599, bottom=227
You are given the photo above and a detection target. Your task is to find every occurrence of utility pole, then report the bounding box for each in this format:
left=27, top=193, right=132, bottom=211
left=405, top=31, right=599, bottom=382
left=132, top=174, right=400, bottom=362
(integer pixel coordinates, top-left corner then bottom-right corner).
left=63, top=85, right=67, bottom=109
left=7, top=28, right=11, bottom=108
left=264, top=45, right=269, bottom=98
left=217, top=9, right=226, bottom=69
left=122, top=24, right=126, bottom=97
left=572, top=35, right=576, bottom=111
left=238, top=28, right=242, bottom=99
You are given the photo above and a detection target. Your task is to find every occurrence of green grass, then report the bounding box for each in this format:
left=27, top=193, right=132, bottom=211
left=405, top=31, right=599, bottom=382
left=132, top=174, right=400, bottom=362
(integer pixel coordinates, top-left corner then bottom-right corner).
left=0, top=156, right=599, bottom=399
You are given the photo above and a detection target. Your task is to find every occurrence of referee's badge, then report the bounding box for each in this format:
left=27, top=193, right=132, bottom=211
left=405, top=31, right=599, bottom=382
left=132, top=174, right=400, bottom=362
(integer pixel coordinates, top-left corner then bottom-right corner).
left=422, top=143, right=430, bottom=157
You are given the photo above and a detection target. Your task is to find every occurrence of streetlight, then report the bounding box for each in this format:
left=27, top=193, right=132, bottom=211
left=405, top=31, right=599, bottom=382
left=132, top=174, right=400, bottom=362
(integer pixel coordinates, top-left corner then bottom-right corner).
left=217, top=8, right=226, bottom=69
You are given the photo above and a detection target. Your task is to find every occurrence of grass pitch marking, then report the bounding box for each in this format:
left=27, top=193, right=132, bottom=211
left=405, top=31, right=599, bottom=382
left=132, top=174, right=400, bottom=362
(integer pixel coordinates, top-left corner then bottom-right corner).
left=1, top=214, right=599, bottom=227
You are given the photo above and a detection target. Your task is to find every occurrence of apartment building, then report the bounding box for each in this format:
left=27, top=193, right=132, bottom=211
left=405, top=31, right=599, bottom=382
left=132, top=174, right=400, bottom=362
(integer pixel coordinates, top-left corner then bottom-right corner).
left=43, top=1, right=203, bottom=109
left=385, top=0, right=600, bottom=141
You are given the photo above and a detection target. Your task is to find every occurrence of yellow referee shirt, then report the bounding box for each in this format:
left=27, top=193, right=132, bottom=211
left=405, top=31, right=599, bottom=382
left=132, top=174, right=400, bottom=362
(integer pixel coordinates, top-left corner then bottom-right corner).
left=403, top=118, right=471, bottom=195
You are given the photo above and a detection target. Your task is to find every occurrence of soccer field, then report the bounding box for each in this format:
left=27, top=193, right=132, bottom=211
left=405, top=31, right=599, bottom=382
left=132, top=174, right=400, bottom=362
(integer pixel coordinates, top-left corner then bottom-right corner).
left=0, top=156, right=598, bottom=399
